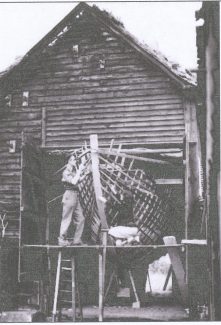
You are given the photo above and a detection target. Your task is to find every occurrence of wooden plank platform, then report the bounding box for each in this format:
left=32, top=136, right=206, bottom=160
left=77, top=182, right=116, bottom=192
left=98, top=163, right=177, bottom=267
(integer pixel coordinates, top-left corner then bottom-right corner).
left=22, top=244, right=183, bottom=249
left=21, top=242, right=207, bottom=249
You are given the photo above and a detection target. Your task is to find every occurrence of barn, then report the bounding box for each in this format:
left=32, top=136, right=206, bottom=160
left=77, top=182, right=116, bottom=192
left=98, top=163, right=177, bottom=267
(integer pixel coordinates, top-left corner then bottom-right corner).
left=0, top=2, right=210, bottom=321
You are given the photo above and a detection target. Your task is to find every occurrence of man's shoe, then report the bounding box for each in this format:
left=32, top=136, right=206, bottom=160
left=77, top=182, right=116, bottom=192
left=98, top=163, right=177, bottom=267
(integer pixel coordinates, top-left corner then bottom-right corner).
left=58, top=237, right=70, bottom=246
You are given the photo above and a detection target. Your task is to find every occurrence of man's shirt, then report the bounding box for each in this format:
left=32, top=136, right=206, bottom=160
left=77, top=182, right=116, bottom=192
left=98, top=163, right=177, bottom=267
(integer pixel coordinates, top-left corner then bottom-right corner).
left=62, top=164, right=79, bottom=191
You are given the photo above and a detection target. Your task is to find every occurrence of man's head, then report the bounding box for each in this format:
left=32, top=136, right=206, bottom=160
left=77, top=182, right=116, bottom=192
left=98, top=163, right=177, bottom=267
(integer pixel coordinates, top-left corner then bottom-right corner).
left=68, top=155, right=77, bottom=167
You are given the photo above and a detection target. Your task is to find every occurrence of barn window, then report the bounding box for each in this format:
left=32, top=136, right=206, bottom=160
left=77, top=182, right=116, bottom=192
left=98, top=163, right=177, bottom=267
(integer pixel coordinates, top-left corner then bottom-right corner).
left=99, top=59, right=105, bottom=70
left=9, top=140, right=16, bottom=153
left=22, top=91, right=29, bottom=107
left=4, top=94, right=12, bottom=108
left=72, top=44, right=79, bottom=56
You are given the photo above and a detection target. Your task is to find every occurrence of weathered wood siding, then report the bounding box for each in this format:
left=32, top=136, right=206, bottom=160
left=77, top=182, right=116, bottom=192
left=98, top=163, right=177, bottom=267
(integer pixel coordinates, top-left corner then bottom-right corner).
left=2, top=11, right=184, bottom=148
left=40, top=14, right=185, bottom=147
left=0, top=10, right=185, bottom=230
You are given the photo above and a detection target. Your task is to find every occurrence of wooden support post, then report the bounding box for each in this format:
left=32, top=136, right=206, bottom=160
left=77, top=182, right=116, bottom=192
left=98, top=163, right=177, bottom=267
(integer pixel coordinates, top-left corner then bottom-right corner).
left=98, top=248, right=104, bottom=322
left=39, top=280, right=45, bottom=314
left=102, top=230, right=107, bottom=290
left=90, top=135, right=109, bottom=321
left=18, top=132, right=25, bottom=283
left=76, top=272, right=83, bottom=321
left=52, top=250, right=62, bottom=322
left=163, top=236, right=188, bottom=305
left=90, top=134, right=108, bottom=229
left=98, top=230, right=108, bottom=322
left=71, top=255, right=76, bottom=322
left=146, top=269, right=152, bottom=293
left=184, top=99, right=201, bottom=280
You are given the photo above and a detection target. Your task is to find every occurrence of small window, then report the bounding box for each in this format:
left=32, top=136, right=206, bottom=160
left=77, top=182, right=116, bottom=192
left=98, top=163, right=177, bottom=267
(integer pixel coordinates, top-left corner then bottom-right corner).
left=72, top=44, right=79, bottom=56
left=4, top=94, right=12, bottom=108
left=9, top=140, right=16, bottom=153
left=99, top=59, right=105, bottom=70
left=22, top=91, right=29, bottom=107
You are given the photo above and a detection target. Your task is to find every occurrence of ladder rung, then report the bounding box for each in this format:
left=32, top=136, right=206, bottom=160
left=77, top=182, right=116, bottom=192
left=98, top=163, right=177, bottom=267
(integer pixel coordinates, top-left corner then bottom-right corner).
left=62, top=267, right=72, bottom=271
left=60, top=290, right=72, bottom=293
left=17, top=293, right=33, bottom=297
left=62, top=259, right=71, bottom=262
left=60, top=300, right=72, bottom=304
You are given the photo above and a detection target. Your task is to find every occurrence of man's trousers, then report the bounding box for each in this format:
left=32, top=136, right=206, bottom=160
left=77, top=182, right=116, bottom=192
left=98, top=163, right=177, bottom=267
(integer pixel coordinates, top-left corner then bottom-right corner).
left=60, top=190, right=85, bottom=243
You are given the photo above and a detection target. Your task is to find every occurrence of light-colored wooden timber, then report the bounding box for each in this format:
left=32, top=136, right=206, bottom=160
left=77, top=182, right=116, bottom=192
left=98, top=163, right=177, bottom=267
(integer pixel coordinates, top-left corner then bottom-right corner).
left=52, top=250, right=62, bottom=322
left=155, top=178, right=183, bottom=185
left=90, top=134, right=108, bottom=230
left=163, top=236, right=188, bottom=305
left=98, top=148, right=175, bottom=166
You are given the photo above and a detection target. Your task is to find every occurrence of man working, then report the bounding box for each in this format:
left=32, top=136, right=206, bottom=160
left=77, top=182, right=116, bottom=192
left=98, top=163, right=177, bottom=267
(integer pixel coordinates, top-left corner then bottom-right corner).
left=58, top=155, right=86, bottom=246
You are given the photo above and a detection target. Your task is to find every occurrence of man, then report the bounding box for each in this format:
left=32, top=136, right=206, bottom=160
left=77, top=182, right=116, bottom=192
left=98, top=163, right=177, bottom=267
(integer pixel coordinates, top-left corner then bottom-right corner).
left=58, top=155, right=86, bottom=246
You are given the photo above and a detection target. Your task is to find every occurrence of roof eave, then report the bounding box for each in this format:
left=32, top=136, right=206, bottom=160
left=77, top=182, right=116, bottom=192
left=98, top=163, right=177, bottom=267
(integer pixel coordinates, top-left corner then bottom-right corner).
left=0, top=2, right=195, bottom=90
left=88, top=4, right=195, bottom=89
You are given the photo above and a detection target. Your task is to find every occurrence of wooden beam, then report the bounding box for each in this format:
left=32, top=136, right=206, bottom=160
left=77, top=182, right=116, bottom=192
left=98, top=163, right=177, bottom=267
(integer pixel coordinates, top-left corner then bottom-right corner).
left=18, top=131, right=25, bottom=282
left=41, top=142, right=183, bottom=151
left=98, top=248, right=104, bottom=322
left=90, top=134, right=108, bottom=230
left=155, top=178, right=183, bottom=185
left=22, top=244, right=184, bottom=249
left=98, top=230, right=107, bottom=322
left=98, top=148, right=176, bottom=166
left=181, top=239, right=207, bottom=246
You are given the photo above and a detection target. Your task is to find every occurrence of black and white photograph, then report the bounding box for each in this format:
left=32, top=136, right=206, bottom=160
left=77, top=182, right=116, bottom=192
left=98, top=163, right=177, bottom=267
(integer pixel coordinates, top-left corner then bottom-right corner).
left=0, top=1, right=220, bottom=322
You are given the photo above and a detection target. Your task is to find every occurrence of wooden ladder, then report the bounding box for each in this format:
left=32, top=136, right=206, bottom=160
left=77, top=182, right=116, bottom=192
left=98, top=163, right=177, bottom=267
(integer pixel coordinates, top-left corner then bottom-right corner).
left=52, top=250, right=83, bottom=322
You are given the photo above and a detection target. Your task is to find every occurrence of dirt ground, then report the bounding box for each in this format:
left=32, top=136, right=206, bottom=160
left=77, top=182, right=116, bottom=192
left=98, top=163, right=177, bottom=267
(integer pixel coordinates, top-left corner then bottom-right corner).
left=0, top=303, right=188, bottom=322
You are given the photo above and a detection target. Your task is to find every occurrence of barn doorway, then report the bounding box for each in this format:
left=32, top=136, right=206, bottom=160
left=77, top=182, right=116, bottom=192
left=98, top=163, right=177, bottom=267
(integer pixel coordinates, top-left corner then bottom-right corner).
left=17, top=136, right=209, bottom=321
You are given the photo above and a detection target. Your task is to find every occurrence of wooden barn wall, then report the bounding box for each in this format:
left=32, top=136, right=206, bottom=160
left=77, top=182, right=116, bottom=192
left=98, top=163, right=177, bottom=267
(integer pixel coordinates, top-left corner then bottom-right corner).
left=41, top=15, right=185, bottom=147
left=1, top=11, right=185, bottom=149
left=0, top=11, right=185, bottom=232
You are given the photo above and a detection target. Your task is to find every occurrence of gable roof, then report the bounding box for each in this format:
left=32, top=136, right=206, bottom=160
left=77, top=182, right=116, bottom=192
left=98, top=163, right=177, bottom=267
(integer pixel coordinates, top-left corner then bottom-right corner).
left=0, top=2, right=196, bottom=88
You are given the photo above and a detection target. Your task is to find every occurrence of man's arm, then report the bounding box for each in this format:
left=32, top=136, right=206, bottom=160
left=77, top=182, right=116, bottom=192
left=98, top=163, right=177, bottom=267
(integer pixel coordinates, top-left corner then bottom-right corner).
left=62, top=163, right=84, bottom=185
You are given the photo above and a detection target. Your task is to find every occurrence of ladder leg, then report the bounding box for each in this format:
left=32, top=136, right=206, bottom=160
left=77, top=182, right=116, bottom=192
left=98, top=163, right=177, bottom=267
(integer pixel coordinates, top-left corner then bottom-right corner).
left=71, top=255, right=76, bottom=322
left=128, top=269, right=140, bottom=308
left=52, top=250, right=62, bottom=322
